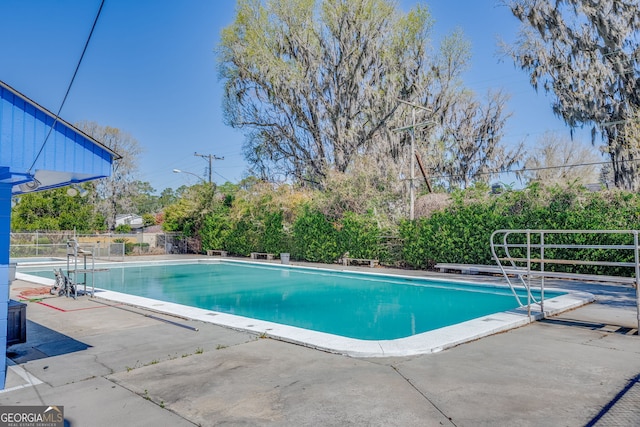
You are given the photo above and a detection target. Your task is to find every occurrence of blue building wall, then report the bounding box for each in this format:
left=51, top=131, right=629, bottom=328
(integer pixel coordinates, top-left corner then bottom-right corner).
left=0, top=183, right=9, bottom=387
left=0, top=80, right=116, bottom=389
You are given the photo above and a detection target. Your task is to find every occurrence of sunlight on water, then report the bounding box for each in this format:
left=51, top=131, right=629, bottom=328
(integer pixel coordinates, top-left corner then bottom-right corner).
left=27, top=262, right=562, bottom=340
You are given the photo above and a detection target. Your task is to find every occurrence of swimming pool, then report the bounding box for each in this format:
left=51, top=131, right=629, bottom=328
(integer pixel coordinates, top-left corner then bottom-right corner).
left=18, top=260, right=593, bottom=356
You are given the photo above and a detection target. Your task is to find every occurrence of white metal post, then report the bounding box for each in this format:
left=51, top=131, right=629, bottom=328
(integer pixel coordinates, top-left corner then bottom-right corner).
left=634, top=231, right=639, bottom=332
left=540, top=232, right=545, bottom=315
left=410, top=108, right=415, bottom=221
left=526, top=230, right=531, bottom=319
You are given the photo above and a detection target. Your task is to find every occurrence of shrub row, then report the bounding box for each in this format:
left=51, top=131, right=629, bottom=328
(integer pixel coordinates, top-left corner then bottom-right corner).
left=400, top=185, right=640, bottom=275
left=200, top=207, right=384, bottom=263
left=198, top=184, right=640, bottom=275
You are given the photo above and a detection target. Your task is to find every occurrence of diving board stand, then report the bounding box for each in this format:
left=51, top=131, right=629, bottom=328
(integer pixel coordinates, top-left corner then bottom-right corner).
left=66, top=239, right=109, bottom=297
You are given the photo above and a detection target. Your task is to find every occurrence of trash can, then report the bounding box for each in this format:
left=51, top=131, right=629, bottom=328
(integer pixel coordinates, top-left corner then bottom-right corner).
left=7, top=299, right=27, bottom=346
left=280, top=253, right=290, bottom=265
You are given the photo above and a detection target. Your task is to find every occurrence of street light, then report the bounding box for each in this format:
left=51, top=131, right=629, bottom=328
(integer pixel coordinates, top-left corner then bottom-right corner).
left=172, top=169, right=205, bottom=183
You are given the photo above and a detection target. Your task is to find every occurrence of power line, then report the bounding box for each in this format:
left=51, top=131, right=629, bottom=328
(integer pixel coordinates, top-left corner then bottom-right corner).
left=425, top=158, right=640, bottom=181
left=212, top=170, right=232, bottom=183
left=28, top=0, right=106, bottom=173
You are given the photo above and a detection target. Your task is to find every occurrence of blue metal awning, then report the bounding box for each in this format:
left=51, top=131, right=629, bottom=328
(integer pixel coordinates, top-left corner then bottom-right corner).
left=0, top=80, right=120, bottom=194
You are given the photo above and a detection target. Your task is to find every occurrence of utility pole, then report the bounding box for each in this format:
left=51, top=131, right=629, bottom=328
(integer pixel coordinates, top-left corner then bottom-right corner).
left=194, top=152, right=224, bottom=184
left=392, top=99, right=433, bottom=220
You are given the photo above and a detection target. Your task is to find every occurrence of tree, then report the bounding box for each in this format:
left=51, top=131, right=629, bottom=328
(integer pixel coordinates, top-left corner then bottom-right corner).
left=505, top=0, right=640, bottom=190
left=11, top=187, right=100, bottom=232
left=158, top=187, right=178, bottom=209
left=131, top=181, right=160, bottom=215
left=162, top=184, right=217, bottom=235
left=76, top=121, right=142, bottom=229
left=524, top=132, right=603, bottom=185
left=220, top=0, right=522, bottom=199
left=219, top=0, right=434, bottom=184
left=317, top=156, right=404, bottom=225
left=425, top=90, right=524, bottom=189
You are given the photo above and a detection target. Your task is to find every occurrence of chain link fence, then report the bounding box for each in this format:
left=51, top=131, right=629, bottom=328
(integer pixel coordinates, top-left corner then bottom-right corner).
left=9, top=231, right=188, bottom=260
left=10, top=231, right=403, bottom=263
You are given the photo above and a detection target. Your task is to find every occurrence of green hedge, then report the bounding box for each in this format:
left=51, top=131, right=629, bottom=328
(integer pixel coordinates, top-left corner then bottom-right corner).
left=200, top=213, right=232, bottom=252
left=400, top=185, right=640, bottom=275
left=337, top=212, right=382, bottom=259
left=262, top=211, right=287, bottom=254
left=191, top=184, right=640, bottom=274
left=292, top=207, right=340, bottom=263
left=224, top=219, right=261, bottom=256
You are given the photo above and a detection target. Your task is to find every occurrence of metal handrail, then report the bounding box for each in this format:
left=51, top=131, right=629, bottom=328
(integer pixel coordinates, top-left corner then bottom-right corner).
left=496, top=258, right=637, bottom=268
left=490, top=229, right=640, bottom=332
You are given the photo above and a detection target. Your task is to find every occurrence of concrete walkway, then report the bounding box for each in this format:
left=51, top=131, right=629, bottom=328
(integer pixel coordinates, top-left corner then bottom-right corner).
left=2, top=259, right=639, bottom=426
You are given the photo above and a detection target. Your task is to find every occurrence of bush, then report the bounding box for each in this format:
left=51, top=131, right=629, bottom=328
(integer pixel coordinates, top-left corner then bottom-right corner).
left=142, top=213, right=156, bottom=227
left=337, top=212, right=381, bottom=259
left=131, top=242, right=150, bottom=254
left=224, top=219, right=260, bottom=256
left=262, top=211, right=287, bottom=254
left=155, top=179, right=640, bottom=273
left=292, top=207, right=340, bottom=263
left=400, top=184, right=640, bottom=274
left=115, top=224, right=132, bottom=234
left=200, top=213, right=232, bottom=251
left=113, top=238, right=132, bottom=254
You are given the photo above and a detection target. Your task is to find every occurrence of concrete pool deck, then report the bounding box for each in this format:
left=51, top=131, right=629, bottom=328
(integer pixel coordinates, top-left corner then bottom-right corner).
left=2, top=255, right=640, bottom=426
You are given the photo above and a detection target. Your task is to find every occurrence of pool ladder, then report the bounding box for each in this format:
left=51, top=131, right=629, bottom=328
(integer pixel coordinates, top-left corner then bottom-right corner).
left=490, top=229, right=640, bottom=331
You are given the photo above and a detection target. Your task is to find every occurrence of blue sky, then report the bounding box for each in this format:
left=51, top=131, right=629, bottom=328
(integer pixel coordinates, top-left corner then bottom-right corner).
left=0, top=0, right=596, bottom=193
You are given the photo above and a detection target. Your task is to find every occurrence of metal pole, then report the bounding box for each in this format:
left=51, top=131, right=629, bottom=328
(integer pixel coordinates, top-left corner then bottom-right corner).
left=410, top=108, right=415, bottom=221
left=526, top=230, right=531, bottom=319
left=634, top=230, right=639, bottom=333
left=540, top=232, right=545, bottom=315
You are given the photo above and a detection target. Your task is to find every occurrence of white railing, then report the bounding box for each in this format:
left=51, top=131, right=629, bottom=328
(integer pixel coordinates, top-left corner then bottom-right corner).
left=490, top=229, right=639, bottom=332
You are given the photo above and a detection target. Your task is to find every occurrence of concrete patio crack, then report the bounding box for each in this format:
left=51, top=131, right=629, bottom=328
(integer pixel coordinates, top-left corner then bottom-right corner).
left=391, top=365, right=458, bottom=426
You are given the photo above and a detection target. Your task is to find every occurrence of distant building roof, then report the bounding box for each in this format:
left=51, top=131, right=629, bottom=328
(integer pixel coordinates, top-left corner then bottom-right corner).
left=115, top=213, right=144, bottom=229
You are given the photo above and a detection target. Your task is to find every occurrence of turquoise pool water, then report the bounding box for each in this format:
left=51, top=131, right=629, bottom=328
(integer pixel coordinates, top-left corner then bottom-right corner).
left=26, top=262, right=563, bottom=340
